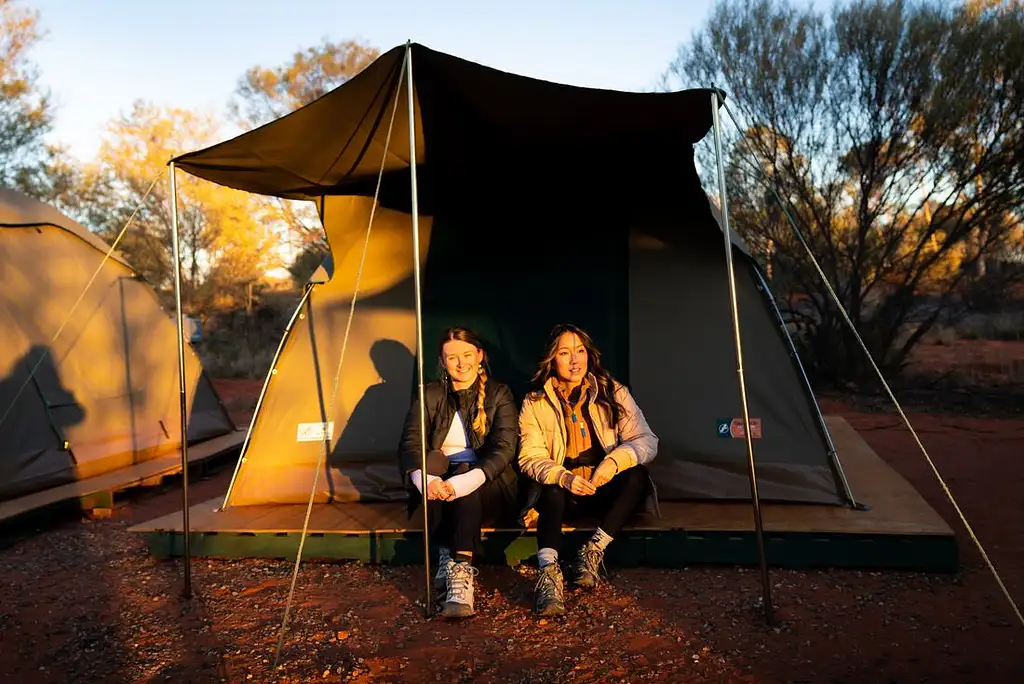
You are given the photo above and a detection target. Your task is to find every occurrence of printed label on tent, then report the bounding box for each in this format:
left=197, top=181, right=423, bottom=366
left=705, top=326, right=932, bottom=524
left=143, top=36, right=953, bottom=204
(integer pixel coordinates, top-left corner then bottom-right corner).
left=296, top=421, right=334, bottom=442
left=716, top=417, right=762, bottom=439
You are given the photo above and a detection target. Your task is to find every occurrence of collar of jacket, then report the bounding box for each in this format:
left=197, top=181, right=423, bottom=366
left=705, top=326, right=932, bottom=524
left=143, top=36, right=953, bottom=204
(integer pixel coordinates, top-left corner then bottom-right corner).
left=542, top=373, right=598, bottom=410
left=435, top=375, right=484, bottom=449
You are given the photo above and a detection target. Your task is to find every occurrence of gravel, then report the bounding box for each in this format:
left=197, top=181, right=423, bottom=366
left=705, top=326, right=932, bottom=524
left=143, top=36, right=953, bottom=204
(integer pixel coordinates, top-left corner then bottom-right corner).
left=0, top=391, right=1021, bottom=682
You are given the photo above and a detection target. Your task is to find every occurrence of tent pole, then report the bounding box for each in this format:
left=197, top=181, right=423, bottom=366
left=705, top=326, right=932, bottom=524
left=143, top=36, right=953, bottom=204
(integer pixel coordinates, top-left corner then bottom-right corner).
left=709, top=91, right=773, bottom=624
left=751, top=265, right=862, bottom=509
left=220, top=285, right=314, bottom=510
left=405, top=41, right=432, bottom=617
left=168, top=161, right=192, bottom=599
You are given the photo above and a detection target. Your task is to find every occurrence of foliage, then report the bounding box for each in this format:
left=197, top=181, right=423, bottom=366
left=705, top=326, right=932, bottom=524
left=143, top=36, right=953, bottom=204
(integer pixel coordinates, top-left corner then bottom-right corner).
left=666, top=0, right=1024, bottom=385
left=228, top=37, right=380, bottom=256
left=229, top=37, right=380, bottom=126
left=287, top=241, right=331, bottom=289
left=69, top=101, right=278, bottom=313
left=0, top=0, right=67, bottom=197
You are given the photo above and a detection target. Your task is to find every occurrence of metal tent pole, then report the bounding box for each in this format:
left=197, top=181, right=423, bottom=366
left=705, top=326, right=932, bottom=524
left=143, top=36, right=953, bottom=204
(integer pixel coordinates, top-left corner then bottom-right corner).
left=220, top=285, right=313, bottom=511
left=751, top=265, right=862, bottom=509
left=168, top=161, right=192, bottom=598
left=404, top=41, right=432, bottom=617
left=709, top=91, right=773, bottom=624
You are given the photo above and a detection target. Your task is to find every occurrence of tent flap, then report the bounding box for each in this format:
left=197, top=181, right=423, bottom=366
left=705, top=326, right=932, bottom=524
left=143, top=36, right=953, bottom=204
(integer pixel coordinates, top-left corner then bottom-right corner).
left=172, top=43, right=719, bottom=200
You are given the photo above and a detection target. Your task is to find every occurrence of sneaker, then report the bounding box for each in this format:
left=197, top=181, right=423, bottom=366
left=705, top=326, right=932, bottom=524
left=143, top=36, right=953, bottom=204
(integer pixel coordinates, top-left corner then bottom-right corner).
left=534, top=563, right=565, bottom=617
left=441, top=560, right=478, bottom=618
left=573, top=541, right=605, bottom=589
left=434, top=547, right=453, bottom=592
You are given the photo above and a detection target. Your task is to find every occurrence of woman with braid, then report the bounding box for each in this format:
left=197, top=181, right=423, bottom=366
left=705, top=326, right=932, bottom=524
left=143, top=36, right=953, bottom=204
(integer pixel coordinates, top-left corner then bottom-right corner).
left=518, top=324, right=659, bottom=616
left=397, top=327, right=519, bottom=618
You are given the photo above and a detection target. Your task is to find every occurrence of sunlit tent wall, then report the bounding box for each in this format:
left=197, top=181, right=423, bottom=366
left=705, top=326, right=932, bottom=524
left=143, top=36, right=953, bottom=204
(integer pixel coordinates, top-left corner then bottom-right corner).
left=0, top=189, right=235, bottom=501
left=172, top=43, right=852, bottom=510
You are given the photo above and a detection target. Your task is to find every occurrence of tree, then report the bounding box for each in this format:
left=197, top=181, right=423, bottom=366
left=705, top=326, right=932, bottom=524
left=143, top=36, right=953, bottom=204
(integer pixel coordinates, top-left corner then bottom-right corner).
left=287, top=241, right=331, bottom=289
left=227, top=38, right=380, bottom=258
left=76, top=101, right=277, bottom=313
left=0, top=0, right=66, bottom=197
left=665, top=0, right=1024, bottom=385
left=230, top=38, right=380, bottom=127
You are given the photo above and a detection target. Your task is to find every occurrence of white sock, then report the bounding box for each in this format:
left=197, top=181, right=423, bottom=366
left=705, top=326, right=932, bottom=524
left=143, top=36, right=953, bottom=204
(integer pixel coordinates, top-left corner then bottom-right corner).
left=537, top=547, right=558, bottom=568
left=590, top=527, right=613, bottom=551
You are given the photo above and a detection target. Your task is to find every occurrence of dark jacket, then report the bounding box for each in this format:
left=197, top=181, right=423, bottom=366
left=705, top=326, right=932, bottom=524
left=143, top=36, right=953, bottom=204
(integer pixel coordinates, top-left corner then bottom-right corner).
left=397, top=376, right=520, bottom=517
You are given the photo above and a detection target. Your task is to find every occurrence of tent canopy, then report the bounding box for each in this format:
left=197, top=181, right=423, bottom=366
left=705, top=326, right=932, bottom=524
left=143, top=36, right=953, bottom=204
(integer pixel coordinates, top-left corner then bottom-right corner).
left=0, top=189, right=235, bottom=501
left=172, top=43, right=722, bottom=205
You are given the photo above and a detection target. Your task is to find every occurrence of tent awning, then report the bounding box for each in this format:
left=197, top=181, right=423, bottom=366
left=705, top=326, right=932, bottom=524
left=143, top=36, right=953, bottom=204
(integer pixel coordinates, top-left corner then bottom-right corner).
left=171, top=43, right=723, bottom=200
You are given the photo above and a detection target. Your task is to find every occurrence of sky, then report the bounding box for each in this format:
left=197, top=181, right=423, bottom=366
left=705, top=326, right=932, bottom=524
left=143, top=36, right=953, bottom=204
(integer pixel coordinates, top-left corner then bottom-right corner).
left=26, top=0, right=719, bottom=163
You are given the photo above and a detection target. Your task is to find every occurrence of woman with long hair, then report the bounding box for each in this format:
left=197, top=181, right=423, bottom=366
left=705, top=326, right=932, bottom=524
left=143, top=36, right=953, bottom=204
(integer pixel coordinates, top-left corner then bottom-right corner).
left=518, top=324, right=658, bottom=616
left=397, top=326, right=519, bottom=618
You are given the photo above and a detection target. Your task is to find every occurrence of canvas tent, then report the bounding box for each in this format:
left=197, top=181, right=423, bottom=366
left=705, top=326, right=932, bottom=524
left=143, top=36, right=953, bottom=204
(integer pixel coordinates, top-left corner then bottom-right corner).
left=0, top=189, right=235, bottom=502
left=171, top=43, right=854, bottom=510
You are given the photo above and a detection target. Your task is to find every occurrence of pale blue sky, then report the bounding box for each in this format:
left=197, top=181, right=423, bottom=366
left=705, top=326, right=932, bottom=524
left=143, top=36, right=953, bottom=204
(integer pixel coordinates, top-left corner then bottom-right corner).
left=27, top=0, right=720, bottom=162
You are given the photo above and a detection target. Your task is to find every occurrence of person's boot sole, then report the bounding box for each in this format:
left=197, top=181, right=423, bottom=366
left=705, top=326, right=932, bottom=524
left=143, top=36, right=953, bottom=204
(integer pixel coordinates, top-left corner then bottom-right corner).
left=441, top=601, right=474, bottom=618
left=574, top=573, right=598, bottom=589
left=535, top=602, right=565, bottom=617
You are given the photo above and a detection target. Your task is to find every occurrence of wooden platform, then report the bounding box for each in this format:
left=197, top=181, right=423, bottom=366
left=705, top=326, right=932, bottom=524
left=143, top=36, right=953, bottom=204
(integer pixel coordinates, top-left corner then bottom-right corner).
left=130, top=417, right=959, bottom=572
left=1, top=429, right=245, bottom=542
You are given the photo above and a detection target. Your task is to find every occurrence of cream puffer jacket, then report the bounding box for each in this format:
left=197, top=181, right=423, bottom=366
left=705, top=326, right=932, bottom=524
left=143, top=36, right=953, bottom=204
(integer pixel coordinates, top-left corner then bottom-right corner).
left=517, top=375, right=659, bottom=485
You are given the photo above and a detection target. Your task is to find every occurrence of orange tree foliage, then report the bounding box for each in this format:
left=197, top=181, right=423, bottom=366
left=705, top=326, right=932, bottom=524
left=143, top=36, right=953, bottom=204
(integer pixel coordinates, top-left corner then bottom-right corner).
left=71, top=101, right=277, bottom=314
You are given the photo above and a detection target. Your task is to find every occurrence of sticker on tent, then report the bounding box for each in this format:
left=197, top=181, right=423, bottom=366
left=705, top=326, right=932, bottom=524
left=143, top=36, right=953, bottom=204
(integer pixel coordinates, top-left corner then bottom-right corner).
left=716, top=418, right=762, bottom=439
left=296, top=421, right=334, bottom=442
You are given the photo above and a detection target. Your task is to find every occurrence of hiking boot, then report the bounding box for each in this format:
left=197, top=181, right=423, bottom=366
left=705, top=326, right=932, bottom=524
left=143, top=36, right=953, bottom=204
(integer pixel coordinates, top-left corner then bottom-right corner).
left=434, top=547, right=453, bottom=592
left=534, top=563, right=565, bottom=617
left=441, top=560, right=478, bottom=619
left=573, top=541, right=605, bottom=589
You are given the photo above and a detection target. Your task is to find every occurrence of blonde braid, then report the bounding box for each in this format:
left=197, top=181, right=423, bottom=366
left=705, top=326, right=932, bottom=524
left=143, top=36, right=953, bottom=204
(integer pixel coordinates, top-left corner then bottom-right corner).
left=471, top=366, right=488, bottom=438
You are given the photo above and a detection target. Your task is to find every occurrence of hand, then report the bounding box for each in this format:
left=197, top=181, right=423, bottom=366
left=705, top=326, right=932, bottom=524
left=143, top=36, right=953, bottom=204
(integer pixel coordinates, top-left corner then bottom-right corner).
left=591, top=458, right=618, bottom=488
left=561, top=470, right=597, bottom=496
left=427, top=478, right=454, bottom=501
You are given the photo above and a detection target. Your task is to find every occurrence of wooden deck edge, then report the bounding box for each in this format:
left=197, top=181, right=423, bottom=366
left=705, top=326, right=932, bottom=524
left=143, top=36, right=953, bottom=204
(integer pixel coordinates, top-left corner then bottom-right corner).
left=0, top=430, right=244, bottom=539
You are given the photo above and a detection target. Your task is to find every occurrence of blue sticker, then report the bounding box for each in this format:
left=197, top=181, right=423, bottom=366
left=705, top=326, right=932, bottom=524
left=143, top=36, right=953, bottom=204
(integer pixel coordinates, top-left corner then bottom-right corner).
left=716, top=418, right=732, bottom=437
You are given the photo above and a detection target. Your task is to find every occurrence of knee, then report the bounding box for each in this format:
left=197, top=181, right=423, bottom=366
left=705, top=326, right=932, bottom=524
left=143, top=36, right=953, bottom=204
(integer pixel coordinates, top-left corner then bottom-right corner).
left=537, top=484, right=566, bottom=512
left=618, top=465, right=648, bottom=491
left=449, top=489, right=482, bottom=511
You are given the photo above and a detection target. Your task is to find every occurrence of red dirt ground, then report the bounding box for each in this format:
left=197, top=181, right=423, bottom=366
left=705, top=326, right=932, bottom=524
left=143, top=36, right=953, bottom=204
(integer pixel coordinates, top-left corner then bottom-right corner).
left=906, top=339, right=1024, bottom=386
left=1, top=361, right=1022, bottom=682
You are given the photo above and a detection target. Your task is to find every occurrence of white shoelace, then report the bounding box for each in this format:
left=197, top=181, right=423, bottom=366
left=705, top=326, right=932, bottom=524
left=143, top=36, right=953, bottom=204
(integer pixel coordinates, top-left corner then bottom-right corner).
left=447, top=562, right=479, bottom=604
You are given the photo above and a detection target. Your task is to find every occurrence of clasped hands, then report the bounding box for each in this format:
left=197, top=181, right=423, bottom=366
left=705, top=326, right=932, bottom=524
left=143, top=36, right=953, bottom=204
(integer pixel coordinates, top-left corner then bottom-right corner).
left=426, top=478, right=455, bottom=501
left=561, top=458, right=617, bottom=496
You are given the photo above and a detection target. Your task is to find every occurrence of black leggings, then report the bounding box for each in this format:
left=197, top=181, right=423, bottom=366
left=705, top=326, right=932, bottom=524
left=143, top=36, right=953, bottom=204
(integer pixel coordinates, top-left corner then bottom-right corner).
left=426, top=476, right=506, bottom=555
left=535, top=465, right=649, bottom=552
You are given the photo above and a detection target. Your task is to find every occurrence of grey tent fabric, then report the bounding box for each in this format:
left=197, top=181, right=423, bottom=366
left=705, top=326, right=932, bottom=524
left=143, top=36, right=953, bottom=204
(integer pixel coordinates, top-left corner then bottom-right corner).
left=0, top=189, right=235, bottom=502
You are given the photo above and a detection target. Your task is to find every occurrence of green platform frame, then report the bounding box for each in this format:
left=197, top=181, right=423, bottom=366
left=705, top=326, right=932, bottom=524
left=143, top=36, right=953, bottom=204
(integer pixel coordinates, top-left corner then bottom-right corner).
left=130, top=418, right=959, bottom=573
